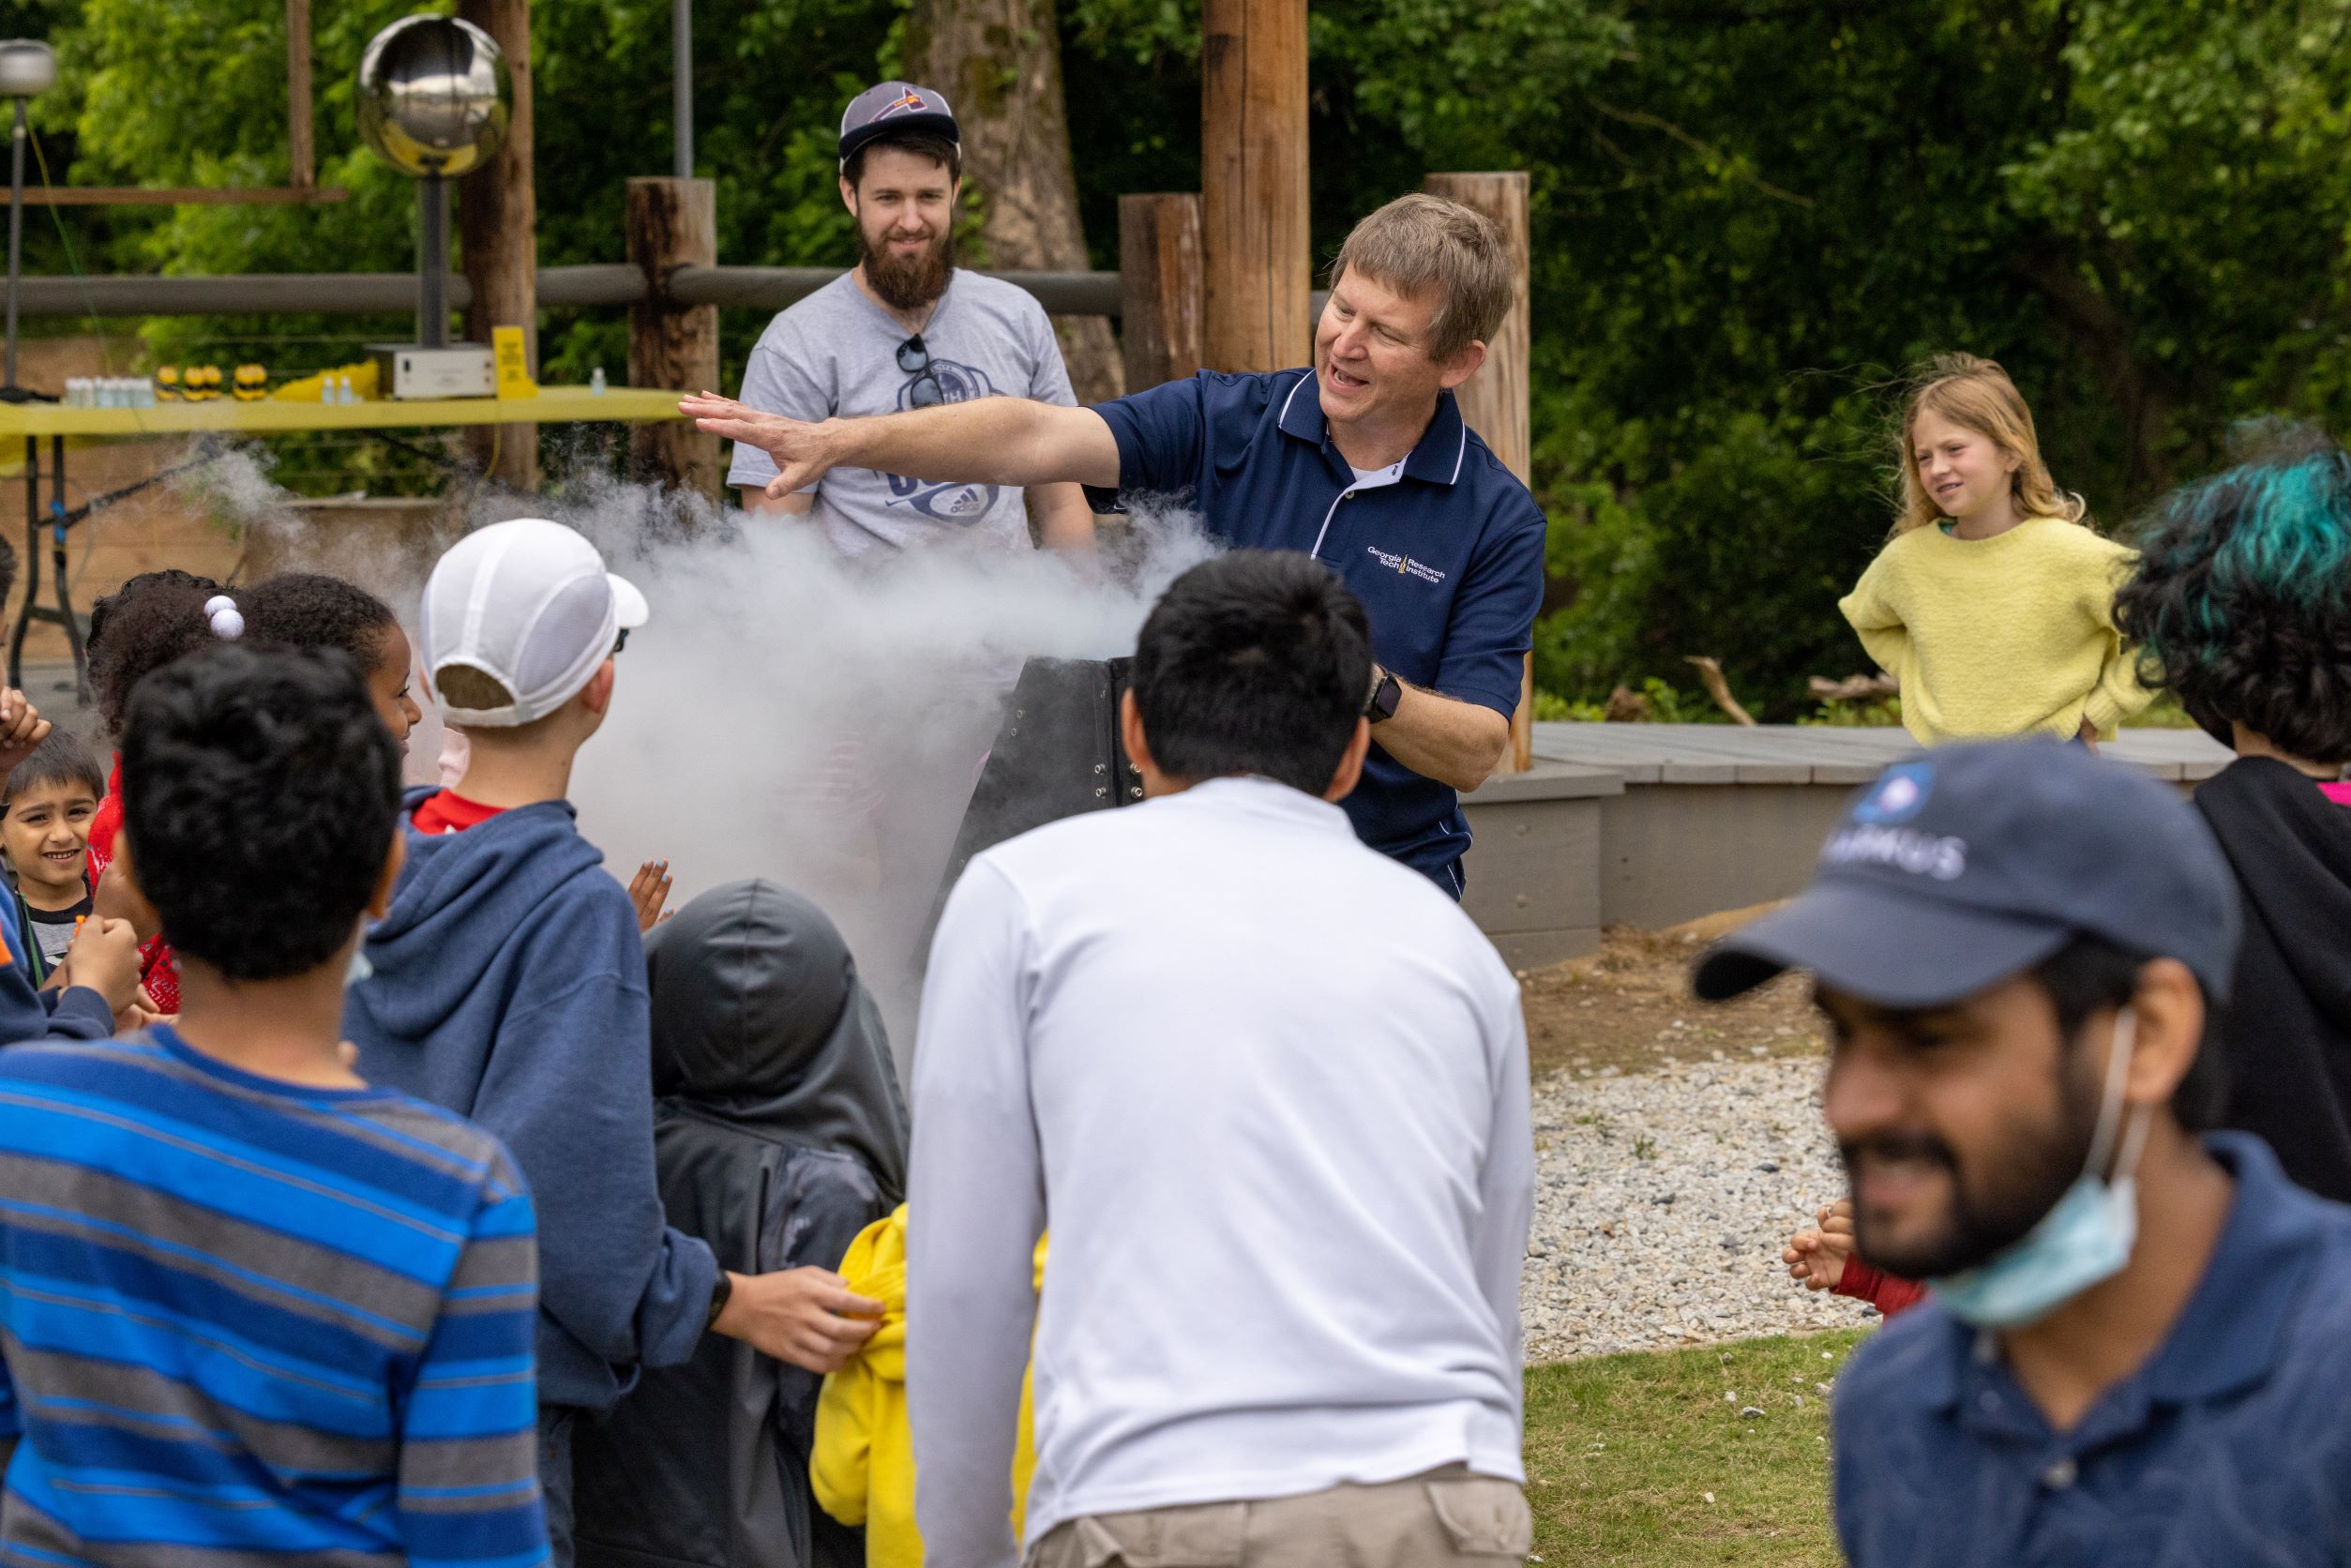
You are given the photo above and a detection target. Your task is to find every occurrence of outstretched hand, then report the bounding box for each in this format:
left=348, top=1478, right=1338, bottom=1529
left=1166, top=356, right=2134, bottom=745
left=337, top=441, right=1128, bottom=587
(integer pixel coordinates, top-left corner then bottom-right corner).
left=60, top=915, right=143, bottom=1017
left=678, top=393, right=836, bottom=499
left=628, top=859, right=674, bottom=933
left=0, top=688, right=53, bottom=775
left=710, top=1266, right=883, bottom=1374
left=1784, top=1199, right=1856, bottom=1293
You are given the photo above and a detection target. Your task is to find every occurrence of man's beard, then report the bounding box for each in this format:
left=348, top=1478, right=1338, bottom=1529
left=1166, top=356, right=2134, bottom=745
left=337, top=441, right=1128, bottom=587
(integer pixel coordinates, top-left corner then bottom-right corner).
left=1841, top=1053, right=2101, bottom=1279
left=860, top=223, right=954, bottom=312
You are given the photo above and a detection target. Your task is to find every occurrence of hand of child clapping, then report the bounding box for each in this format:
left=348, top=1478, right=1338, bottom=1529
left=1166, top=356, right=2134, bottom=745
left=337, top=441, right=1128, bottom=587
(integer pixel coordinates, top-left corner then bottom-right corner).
left=1784, top=1199, right=1856, bottom=1293
left=0, top=688, right=53, bottom=776
left=629, top=859, right=674, bottom=933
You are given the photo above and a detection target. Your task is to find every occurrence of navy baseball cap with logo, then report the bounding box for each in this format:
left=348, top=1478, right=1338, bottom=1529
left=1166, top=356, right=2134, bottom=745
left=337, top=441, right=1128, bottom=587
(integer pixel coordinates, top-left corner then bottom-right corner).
left=839, top=81, right=960, bottom=166
left=1693, top=739, right=2241, bottom=1009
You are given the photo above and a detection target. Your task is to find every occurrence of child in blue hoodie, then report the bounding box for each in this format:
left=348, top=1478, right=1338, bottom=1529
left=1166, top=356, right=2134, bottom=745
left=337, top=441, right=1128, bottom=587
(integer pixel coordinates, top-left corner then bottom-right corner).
left=343, top=519, right=883, bottom=1568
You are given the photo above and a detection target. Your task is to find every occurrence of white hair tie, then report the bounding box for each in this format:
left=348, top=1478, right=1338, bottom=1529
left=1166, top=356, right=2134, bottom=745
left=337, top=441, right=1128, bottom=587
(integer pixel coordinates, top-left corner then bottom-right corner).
left=203, top=594, right=244, bottom=641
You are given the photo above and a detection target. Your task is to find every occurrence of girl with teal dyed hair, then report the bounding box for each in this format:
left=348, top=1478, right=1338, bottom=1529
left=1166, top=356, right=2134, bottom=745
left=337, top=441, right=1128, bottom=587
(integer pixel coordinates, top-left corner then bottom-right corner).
left=2115, top=425, right=2351, bottom=1202
left=2116, top=425, right=2351, bottom=769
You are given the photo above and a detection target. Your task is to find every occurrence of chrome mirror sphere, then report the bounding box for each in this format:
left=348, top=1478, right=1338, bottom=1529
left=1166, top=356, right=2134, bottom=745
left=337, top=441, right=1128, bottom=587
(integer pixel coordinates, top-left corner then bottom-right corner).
left=0, top=41, right=55, bottom=100
left=356, top=15, right=508, bottom=179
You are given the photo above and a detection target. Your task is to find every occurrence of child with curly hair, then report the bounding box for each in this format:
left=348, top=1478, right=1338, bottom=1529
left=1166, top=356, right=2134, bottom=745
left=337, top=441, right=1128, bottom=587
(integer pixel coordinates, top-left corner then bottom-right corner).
left=85, top=567, right=445, bottom=1016
left=83, top=569, right=227, bottom=1016
left=242, top=570, right=424, bottom=746
left=1840, top=354, right=2151, bottom=746
left=2116, top=427, right=2351, bottom=1200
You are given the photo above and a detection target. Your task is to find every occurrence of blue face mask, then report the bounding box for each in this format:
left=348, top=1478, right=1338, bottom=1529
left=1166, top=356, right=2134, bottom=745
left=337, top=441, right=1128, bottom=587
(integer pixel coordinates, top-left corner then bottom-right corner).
left=1929, top=1008, right=2150, bottom=1330
left=346, top=943, right=374, bottom=989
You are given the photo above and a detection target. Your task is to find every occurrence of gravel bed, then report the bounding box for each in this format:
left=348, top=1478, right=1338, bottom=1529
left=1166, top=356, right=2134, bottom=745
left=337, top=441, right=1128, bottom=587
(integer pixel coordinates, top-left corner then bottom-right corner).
left=1521, top=1053, right=1875, bottom=1361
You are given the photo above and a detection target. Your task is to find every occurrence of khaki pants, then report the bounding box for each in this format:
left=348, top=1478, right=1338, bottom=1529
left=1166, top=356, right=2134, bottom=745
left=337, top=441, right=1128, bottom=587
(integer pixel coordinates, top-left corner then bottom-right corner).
left=1026, top=1466, right=1532, bottom=1568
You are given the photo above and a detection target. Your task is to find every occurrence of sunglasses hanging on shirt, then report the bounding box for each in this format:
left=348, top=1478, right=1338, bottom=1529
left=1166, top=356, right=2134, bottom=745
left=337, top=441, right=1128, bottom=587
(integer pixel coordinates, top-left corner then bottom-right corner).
left=897, top=333, right=945, bottom=409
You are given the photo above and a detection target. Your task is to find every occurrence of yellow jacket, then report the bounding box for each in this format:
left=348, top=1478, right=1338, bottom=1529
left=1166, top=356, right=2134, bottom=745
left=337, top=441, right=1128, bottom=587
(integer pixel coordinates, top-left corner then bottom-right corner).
left=1839, top=515, right=2152, bottom=746
left=811, top=1207, right=1039, bottom=1567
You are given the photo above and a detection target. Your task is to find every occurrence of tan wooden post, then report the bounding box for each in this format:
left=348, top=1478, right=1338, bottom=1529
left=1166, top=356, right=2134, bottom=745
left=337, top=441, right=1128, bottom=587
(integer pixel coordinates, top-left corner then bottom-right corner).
left=1426, top=171, right=1535, bottom=774
left=626, top=176, right=720, bottom=498
left=286, top=0, right=313, bottom=190
left=1200, top=0, right=1309, bottom=372
left=457, top=0, right=538, bottom=491
left=1119, top=193, right=1204, bottom=392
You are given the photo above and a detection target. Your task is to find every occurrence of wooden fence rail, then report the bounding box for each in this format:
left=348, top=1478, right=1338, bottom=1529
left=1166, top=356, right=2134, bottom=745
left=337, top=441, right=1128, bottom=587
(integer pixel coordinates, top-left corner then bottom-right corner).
left=4, top=264, right=1127, bottom=321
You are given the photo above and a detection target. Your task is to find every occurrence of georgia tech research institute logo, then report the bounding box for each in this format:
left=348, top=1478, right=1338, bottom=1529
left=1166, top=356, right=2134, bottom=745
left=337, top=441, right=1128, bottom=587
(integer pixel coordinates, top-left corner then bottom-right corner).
left=1364, top=546, right=1447, bottom=585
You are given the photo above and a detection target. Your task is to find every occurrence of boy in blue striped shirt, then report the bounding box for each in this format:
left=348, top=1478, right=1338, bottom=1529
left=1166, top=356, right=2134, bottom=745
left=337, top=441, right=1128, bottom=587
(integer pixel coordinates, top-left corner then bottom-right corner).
left=0, top=642, right=548, bottom=1568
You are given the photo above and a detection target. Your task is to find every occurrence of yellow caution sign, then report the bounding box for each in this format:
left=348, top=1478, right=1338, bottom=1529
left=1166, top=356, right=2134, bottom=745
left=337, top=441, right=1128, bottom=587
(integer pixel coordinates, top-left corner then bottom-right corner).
left=492, top=326, right=537, bottom=400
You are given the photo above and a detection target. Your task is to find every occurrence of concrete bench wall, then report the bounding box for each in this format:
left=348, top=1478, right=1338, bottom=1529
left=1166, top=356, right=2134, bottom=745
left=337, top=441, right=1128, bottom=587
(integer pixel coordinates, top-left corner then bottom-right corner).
left=1455, top=724, right=2234, bottom=965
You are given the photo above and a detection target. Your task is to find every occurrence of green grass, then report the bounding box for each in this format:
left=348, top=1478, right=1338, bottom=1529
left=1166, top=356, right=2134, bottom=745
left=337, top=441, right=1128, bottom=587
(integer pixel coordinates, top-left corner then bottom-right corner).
left=1523, top=1330, right=1868, bottom=1566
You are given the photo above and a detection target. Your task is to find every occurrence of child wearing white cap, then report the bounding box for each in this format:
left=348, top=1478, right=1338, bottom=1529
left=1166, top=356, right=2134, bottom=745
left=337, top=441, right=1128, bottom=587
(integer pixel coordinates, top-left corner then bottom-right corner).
left=341, top=519, right=886, bottom=1568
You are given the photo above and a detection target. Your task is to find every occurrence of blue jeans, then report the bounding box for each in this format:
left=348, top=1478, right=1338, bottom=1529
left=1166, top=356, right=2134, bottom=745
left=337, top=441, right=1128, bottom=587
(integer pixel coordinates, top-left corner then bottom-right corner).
left=538, top=1405, right=580, bottom=1568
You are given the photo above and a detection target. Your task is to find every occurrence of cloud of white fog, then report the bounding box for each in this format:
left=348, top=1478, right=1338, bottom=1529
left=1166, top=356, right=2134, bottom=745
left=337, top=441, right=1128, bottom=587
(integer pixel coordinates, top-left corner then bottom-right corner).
left=234, top=467, right=1219, bottom=1059
left=173, top=442, right=303, bottom=542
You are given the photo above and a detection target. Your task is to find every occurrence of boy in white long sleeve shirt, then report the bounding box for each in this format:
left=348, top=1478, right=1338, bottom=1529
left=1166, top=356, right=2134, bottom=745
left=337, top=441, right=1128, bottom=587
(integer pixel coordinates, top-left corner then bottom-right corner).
left=907, top=550, right=1535, bottom=1568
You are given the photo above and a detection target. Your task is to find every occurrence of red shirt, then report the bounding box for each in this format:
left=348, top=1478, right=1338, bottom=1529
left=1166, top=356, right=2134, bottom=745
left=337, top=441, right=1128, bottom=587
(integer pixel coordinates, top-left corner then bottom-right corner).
left=85, top=754, right=177, bottom=1015
left=411, top=790, right=506, bottom=836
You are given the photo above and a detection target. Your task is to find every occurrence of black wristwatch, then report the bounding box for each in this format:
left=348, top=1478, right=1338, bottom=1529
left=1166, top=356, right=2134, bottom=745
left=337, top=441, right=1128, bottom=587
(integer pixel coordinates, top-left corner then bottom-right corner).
left=706, top=1270, right=734, bottom=1329
left=1366, top=666, right=1403, bottom=723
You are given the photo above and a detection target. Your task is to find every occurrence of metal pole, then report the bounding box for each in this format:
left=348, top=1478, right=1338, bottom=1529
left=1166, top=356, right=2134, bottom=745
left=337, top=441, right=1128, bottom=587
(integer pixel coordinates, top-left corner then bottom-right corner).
left=8, top=436, right=32, bottom=687
left=7, top=98, right=25, bottom=390
left=671, top=0, right=692, bottom=179
left=417, top=175, right=448, bottom=347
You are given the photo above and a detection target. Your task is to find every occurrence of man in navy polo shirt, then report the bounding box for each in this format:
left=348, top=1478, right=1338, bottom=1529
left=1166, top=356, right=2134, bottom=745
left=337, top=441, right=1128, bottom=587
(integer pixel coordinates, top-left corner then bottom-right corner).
left=1696, top=739, right=2351, bottom=1567
left=686, top=193, right=1545, bottom=897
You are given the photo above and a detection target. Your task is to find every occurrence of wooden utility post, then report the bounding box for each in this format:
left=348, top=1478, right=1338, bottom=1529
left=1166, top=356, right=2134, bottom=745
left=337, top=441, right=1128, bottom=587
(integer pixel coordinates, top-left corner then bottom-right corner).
left=457, top=0, right=537, bottom=490
left=1119, top=193, right=1203, bottom=392
left=1200, top=0, right=1308, bottom=371
left=626, top=176, right=720, bottom=498
left=1427, top=171, right=1536, bottom=774
left=286, top=0, right=313, bottom=189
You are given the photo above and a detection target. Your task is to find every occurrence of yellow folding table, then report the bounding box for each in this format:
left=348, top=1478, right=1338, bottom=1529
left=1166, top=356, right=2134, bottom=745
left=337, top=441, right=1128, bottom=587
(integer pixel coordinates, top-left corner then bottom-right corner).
left=0, top=386, right=688, bottom=696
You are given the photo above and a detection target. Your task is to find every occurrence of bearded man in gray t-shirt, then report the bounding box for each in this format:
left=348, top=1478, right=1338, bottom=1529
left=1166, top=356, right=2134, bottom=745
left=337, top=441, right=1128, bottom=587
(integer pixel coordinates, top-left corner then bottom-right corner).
left=729, top=81, right=1093, bottom=558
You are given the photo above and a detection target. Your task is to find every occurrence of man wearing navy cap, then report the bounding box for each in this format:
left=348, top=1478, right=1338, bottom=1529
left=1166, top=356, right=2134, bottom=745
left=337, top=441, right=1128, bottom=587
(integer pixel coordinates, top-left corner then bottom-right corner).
left=723, top=81, right=1095, bottom=560
left=686, top=194, right=1545, bottom=897
left=1697, top=739, right=2351, bottom=1566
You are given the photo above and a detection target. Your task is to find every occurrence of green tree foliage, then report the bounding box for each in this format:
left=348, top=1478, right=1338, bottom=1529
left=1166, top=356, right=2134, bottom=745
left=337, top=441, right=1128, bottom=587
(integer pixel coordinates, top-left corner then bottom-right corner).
left=2001, top=0, right=2351, bottom=490
left=49, top=0, right=903, bottom=377
left=21, top=0, right=2351, bottom=711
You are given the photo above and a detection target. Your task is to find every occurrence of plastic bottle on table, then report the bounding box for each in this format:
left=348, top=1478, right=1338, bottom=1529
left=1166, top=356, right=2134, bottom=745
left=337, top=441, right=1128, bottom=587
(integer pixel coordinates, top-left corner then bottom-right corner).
left=590, top=365, right=607, bottom=395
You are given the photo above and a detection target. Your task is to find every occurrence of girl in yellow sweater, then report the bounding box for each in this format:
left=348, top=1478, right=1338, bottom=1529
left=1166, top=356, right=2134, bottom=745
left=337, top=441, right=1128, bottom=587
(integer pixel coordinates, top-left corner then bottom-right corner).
left=1840, top=354, right=2149, bottom=745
